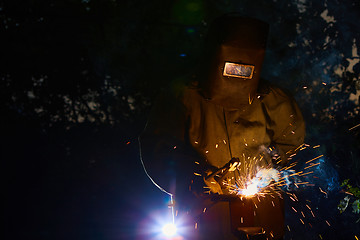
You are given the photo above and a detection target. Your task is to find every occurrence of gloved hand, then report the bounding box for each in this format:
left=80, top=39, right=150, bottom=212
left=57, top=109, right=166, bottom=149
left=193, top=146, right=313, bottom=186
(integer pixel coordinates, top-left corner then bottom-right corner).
left=203, top=158, right=241, bottom=194
left=203, top=169, right=224, bottom=194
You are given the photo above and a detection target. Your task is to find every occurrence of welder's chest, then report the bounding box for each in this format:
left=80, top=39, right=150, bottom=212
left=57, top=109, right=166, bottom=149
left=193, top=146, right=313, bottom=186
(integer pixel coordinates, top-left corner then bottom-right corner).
left=187, top=98, right=271, bottom=169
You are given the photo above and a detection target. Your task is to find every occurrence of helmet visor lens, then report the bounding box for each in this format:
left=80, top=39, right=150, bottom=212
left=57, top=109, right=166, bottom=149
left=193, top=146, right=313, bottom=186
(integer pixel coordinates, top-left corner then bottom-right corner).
left=223, top=62, right=254, bottom=79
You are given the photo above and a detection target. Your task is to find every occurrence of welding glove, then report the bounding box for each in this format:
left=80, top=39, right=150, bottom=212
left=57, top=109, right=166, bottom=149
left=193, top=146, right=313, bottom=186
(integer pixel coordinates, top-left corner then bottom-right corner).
left=203, top=169, right=224, bottom=195
left=202, top=159, right=239, bottom=195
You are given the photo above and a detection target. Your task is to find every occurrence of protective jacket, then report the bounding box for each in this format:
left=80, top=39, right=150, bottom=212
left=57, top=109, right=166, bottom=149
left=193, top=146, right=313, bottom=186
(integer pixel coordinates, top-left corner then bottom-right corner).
left=140, top=80, right=305, bottom=240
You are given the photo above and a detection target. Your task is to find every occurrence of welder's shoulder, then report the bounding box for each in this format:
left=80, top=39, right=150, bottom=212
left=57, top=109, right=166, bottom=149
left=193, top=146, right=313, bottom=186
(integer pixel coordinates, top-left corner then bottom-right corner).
left=260, top=82, right=301, bottom=117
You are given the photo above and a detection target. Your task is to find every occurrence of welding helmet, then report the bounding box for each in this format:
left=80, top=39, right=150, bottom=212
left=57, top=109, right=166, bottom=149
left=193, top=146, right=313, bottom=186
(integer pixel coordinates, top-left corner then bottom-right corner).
left=200, top=15, right=269, bottom=109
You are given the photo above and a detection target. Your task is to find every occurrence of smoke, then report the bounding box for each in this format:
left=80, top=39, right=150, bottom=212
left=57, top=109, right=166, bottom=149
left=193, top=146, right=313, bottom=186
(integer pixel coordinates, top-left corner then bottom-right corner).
left=281, top=154, right=340, bottom=193
left=255, top=168, right=280, bottom=188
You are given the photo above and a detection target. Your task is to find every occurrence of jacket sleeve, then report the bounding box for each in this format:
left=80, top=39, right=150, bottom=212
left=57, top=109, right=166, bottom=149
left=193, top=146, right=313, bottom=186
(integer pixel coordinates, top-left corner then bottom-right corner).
left=139, top=89, right=204, bottom=196
left=262, top=86, right=306, bottom=166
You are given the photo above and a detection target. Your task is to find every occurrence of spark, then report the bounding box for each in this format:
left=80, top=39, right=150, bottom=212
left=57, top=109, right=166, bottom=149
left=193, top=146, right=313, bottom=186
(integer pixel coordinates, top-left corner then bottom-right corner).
left=205, top=150, right=209, bottom=154
left=319, top=187, right=328, bottom=197
left=215, top=144, right=219, bottom=148
left=194, top=172, right=202, bottom=176
left=195, top=141, right=199, bottom=144
left=355, top=236, right=358, bottom=240
left=223, top=155, right=269, bottom=197
left=310, top=210, right=315, bottom=218
left=218, top=143, right=328, bottom=234
left=226, top=156, right=303, bottom=198
left=325, top=220, right=331, bottom=226
left=305, top=155, right=323, bottom=164
left=319, top=234, right=323, bottom=239
left=203, top=208, right=206, bottom=213
left=288, top=171, right=302, bottom=177
left=349, top=123, right=360, bottom=131
left=293, top=143, right=306, bottom=152
left=294, top=182, right=309, bottom=185
left=304, top=162, right=320, bottom=170
left=299, top=171, right=313, bottom=176
left=288, top=193, right=299, bottom=201
left=283, top=162, right=298, bottom=170
left=195, top=161, right=200, bottom=165
left=242, top=182, right=259, bottom=196
left=173, top=146, right=177, bottom=149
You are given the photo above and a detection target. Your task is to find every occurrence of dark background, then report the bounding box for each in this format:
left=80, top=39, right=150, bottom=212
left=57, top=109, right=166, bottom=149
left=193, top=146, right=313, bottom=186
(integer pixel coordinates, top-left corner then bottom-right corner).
left=2, top=0, right=360, bottom=239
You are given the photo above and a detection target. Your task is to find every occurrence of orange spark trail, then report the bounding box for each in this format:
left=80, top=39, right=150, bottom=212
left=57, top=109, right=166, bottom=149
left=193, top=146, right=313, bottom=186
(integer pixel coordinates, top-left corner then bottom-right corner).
left=304, top=162, right=320, bottom=170
left=305, top=155, right=323, bottom=164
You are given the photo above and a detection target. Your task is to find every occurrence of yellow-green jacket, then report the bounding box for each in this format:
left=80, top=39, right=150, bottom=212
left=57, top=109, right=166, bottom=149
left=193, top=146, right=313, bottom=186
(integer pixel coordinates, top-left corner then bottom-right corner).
left=140, top=81, right=305, bottom=239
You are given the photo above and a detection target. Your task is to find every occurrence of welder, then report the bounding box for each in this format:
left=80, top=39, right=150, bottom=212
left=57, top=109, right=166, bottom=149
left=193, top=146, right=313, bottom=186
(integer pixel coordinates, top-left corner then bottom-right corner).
left=140, top=14, right=305, bottom=240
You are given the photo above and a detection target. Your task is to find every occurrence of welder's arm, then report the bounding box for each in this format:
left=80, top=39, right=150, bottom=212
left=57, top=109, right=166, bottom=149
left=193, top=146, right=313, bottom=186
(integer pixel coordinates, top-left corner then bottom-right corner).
left=139, top=91, right=205, bottom=195
left=263, top=87, right=306, bottom=166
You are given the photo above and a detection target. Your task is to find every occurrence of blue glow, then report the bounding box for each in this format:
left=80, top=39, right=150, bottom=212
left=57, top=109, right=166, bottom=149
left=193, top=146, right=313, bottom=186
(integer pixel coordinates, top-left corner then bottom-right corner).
left=312, top=157, right=339, bottom=192
left=281, top=153, right=340, bottom=193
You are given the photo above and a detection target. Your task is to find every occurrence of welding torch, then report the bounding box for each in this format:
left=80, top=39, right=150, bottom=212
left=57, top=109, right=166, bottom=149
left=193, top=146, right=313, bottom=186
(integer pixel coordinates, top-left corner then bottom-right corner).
left=205, top=157, right=240, bottom=182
